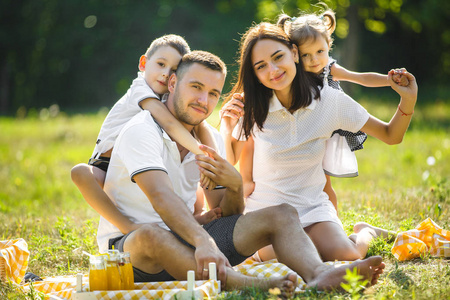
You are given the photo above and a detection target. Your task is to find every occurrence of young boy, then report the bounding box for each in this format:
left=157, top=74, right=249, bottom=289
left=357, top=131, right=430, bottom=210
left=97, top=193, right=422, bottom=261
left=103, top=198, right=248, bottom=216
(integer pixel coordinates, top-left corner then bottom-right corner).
left=72, top=35, right=219, bottom=233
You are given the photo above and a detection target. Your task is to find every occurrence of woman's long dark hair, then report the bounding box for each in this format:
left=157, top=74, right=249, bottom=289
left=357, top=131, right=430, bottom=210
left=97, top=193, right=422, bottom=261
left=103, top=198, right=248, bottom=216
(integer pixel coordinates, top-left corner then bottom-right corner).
left=226, top=22, right=322, bottom=139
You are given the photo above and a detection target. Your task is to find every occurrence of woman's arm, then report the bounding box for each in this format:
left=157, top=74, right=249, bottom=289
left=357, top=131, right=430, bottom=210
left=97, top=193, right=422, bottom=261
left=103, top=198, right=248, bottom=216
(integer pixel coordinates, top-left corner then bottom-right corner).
left=323, top=175, right=337, bottom=213
left=239, top=135, right=255, bottom=198
left=219, top=94, right=246, bottom=165
left=360, top=69, right=418, bottom=144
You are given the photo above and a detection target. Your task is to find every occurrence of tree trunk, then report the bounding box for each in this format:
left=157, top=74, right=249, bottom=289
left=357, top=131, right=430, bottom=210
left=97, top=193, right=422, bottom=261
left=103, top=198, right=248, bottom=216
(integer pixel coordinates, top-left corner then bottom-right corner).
left=0, top=58, right=10, bottom=114
left=339, top=4, right=360, bottom=96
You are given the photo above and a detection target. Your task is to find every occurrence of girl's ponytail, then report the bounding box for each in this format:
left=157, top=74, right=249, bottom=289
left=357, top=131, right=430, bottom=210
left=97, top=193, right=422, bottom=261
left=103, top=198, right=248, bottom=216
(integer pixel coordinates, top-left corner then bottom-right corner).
left=322, top=10, right=336, bottom=35
left=276, top=13, right=292, bottom=33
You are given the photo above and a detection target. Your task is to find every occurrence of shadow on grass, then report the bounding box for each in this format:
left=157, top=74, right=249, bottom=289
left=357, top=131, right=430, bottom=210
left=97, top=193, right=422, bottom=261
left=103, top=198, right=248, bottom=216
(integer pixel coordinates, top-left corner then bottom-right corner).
left=388, top=267, right=415, bottom=289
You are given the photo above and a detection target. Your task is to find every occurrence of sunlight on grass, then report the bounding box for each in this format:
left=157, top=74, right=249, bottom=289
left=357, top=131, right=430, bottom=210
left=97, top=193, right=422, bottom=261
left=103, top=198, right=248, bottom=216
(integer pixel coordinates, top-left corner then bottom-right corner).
left=1, top=99, right=449, bottom=299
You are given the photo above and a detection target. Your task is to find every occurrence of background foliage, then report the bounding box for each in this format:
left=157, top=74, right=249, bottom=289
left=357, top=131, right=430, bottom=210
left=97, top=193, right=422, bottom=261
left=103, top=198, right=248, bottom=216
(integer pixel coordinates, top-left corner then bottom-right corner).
left=2, top=0, right=450, bottom=114
left=1, top=1, right=450, bottom=298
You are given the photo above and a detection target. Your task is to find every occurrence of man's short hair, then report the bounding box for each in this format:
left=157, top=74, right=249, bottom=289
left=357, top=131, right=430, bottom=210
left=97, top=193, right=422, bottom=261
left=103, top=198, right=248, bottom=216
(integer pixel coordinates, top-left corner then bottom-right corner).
left=176, top=51, right=227, bottom=80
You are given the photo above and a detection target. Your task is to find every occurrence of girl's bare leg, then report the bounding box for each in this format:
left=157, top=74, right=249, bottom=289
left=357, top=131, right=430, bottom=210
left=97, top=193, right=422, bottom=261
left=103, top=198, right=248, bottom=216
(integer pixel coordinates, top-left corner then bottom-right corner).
left=352, top=222, right=397, bottom=241
left=305, top=221, right=371, bottom=261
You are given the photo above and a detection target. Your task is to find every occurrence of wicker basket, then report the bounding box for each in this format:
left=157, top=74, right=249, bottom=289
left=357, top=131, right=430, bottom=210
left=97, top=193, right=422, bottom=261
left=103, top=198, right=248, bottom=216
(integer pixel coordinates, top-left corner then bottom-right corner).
left=0, top=258, right=7, bottom=281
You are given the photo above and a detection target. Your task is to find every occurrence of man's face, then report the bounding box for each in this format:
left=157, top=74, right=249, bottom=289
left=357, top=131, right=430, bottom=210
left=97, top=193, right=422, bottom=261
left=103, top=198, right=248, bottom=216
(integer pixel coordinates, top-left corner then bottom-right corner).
left=168, top=63, right=225, bottom=127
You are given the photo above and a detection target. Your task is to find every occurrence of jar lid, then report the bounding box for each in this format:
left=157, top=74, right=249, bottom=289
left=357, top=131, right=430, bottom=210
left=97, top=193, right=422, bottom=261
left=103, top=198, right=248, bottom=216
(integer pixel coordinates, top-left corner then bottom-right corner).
left=107, top=249, right=121, bottom=261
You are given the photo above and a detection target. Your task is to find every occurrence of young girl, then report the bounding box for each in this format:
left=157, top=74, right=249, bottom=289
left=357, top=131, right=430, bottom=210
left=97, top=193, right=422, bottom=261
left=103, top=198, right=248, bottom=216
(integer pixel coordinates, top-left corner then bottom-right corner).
left=220, top=22, right=417, bottom=262
left=72, top=35, right=219, bottom=234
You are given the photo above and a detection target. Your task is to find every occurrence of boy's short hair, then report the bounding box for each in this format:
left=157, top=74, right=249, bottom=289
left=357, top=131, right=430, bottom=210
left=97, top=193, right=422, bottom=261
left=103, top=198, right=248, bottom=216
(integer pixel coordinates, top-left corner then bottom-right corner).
left=145, top=34, right=191, bottom=58
left=176, top=50, right=227, bottom=80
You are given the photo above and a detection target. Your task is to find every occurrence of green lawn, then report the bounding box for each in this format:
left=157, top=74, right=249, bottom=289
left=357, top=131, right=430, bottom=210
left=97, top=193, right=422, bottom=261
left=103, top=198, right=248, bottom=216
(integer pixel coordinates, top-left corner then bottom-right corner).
left=1, top=98, right=449, bottom=299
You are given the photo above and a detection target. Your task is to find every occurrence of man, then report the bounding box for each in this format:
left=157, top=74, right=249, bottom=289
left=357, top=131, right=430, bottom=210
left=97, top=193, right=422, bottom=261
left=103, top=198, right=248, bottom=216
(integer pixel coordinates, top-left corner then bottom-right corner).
left=97, top=50, right=385, bottom=292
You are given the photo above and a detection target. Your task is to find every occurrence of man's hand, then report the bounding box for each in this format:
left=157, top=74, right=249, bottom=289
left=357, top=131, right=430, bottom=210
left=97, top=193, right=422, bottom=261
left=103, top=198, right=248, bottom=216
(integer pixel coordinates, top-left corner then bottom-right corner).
left=196, top=145, right=243, bottom=193
left=194, top=238, right=231, bottom=285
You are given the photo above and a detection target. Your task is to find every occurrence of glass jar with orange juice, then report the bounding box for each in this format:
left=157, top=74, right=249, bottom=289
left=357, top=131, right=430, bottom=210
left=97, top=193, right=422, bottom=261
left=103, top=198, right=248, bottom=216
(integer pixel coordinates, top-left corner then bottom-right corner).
left=119, top=251, right=134, bottom=290
left=89, top=255, right=108, bottom=291
left=106, top=250, right=122, bottom=290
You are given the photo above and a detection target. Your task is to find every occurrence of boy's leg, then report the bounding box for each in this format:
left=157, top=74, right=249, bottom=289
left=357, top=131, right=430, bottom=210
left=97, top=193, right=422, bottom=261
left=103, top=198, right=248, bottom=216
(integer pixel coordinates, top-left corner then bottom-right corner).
left=71, top=163, right=136, bottom=234
left=231, top=204, right=385, bottom=290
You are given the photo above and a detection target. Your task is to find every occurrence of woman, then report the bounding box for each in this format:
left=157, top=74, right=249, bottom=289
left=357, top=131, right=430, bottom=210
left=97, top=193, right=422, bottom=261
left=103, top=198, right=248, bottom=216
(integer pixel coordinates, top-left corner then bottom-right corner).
left=220, top=22, right=417, bottom=262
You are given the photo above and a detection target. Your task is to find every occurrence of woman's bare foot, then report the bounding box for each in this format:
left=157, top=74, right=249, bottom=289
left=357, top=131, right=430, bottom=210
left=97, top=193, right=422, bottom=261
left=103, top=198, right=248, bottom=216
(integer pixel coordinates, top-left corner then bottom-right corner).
left=225, top=269, right=298, bottom=295
left=353, top=222, right=396, bottom=241
left=307, top=255, right=385, bottom=291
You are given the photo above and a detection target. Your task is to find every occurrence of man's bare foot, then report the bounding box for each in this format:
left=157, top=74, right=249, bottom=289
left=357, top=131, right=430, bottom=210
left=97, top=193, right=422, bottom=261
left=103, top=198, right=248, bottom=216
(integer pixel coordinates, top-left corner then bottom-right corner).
left=307, top=255, right=385, bottom=291
left=225, top=270, right=298, bottom=294
left=353, top=222, right=396, bottom=241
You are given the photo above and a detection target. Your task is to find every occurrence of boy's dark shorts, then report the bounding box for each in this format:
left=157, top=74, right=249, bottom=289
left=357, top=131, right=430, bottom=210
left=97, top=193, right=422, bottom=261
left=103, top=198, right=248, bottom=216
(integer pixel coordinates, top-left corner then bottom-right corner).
left=108, top=214, right=251, bottom=282
left=88, top=156, right=110, bottom=172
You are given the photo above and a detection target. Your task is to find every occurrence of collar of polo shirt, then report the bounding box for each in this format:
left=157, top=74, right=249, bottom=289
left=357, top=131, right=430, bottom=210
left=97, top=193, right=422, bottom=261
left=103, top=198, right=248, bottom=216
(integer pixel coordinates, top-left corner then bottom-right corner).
left=268, top=91, right=317, bottom=113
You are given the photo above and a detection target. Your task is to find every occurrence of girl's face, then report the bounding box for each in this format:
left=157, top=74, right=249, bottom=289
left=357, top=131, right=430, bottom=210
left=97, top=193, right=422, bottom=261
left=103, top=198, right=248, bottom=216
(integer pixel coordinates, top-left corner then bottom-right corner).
left=298, top=35, right=330, bottom=74
left=139, top=46, right=183, bottom=95
left=251, top=39, right=298, bottom=95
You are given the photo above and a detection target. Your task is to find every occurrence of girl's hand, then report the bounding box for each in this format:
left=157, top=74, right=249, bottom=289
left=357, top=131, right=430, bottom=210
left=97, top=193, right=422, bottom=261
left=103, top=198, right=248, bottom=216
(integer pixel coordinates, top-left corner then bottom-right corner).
left=391, top=68, right=409, bottom=87
left=388, top=69, right=418, bottom=103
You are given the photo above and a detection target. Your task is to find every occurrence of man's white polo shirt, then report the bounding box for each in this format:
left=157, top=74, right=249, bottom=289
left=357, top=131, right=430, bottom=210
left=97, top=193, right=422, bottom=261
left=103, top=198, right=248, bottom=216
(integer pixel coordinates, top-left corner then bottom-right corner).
left=97, top=110, right=223, bottom=253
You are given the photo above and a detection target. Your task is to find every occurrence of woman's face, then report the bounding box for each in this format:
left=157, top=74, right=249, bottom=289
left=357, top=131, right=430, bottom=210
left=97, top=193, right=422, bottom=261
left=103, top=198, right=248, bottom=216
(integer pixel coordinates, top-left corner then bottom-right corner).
left=251, top=39, right=298, bottom=94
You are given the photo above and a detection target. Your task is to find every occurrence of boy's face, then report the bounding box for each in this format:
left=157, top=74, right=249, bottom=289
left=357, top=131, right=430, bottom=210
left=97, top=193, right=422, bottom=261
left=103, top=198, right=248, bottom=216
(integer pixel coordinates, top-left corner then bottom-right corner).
left=139, top=46, right=183, bottom=95
left=298, top=36, right=330, bottom=74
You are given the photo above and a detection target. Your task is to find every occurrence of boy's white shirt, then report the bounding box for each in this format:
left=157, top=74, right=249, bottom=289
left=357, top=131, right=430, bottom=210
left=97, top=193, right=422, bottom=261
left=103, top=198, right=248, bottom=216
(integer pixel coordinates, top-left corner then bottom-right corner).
left=91, top=72, right=159, bottom=158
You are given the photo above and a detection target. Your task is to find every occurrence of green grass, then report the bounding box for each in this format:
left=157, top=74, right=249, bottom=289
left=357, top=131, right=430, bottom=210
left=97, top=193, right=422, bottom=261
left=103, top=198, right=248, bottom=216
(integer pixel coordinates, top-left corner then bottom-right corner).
left=1, top=98, right=449, bottom=299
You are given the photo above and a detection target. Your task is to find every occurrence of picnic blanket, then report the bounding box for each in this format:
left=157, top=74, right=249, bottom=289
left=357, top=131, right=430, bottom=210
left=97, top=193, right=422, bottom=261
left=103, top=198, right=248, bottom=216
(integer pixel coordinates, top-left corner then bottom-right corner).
left=391, top=218, right=450, bottom=261
left=234, top=257, right=351, bottom=292
left=1, top=237, right=350, bottom=299
left=0, top=238, right=29, bottom=284
left=21, top=274, right=219, bottom=300
left=19, top=258, right=351, bottom=299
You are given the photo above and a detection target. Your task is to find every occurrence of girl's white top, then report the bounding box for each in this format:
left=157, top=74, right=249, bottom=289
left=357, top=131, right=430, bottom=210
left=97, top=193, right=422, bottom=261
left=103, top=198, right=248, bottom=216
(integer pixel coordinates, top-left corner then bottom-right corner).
left=91, top=72, right=159, bottom=158
left=322, top=57, right=362, bottom=177
left=233, top=85, right=369, bottom=227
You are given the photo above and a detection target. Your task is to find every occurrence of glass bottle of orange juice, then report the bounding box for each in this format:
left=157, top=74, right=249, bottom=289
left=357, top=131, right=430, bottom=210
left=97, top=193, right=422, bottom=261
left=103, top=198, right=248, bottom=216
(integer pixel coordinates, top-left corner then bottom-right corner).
left=89, top=255, right=108, bottom=291
left=119, top=251, right=135, bottom=290
left=106, top=250, right=122, bottom=290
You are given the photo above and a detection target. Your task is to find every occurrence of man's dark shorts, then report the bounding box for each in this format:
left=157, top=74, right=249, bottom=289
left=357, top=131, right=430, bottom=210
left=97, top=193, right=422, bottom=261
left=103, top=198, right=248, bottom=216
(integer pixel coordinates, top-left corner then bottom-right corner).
left=108, top=214, right=252, bottom=282
left=88, top=156, right=110, bottom=172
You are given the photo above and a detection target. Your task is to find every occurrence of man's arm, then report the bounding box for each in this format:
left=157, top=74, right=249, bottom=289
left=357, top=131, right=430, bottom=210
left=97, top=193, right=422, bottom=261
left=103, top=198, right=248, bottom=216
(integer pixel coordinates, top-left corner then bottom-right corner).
left=133, top=169, right=230, bottom=280
left=196, top=145, right=245, bottom=216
